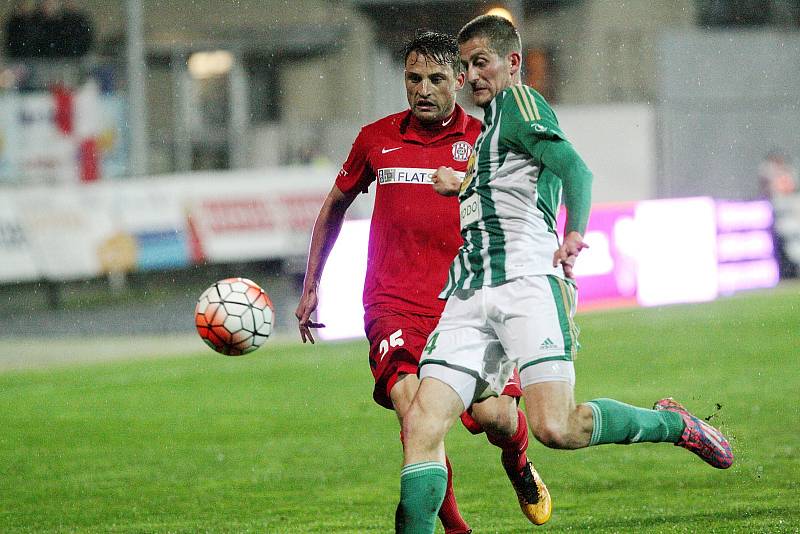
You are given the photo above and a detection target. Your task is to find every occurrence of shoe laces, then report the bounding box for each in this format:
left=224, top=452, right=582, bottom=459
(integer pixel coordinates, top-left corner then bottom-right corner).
left=515, top=464, right=541, bottom=504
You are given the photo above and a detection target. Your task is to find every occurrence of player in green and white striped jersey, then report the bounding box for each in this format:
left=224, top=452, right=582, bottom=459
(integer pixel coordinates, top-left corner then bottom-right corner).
left=396, top=14, right=734, bottom=534
left=440, top=77, right=591, bottom=295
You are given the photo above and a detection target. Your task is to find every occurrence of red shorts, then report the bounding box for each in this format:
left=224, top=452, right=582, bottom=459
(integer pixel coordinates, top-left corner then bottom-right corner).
left=365, top=307, right=523, bottom=410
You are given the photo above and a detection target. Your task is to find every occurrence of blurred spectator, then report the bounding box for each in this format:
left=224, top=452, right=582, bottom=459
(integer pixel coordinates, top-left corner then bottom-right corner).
left=759, top=150, right=799, bottom=279
left=3, top=0, right=93, bottom=59
left=758, top=150, right=798, bottom=200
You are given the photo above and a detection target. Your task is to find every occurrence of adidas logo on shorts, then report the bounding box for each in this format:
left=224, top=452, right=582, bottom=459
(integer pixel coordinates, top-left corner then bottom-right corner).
left=539, top=338, right=557, bottom=350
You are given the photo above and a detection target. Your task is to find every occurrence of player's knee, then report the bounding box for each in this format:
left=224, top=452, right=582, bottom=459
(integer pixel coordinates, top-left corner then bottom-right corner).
left=495, top=400, right=519, bottom=435
left=472, top=398, right=517, bottom=436
left=390, top=374, right=419, bottom=418
left=402, top=401, right=446, bottom=449
left=531, top=420, right=571, bottom=449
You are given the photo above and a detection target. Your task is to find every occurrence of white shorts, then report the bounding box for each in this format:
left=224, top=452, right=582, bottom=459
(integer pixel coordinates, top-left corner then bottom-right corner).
left=419, top=275, right=579, bottom=411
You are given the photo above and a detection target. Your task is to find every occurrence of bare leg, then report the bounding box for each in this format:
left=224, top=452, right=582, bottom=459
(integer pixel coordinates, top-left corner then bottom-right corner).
left=523, top=381, right=594, bottom=449
left=396, top=377, right=467, bottom=533
left=392, top=375, right=471, bottom=534
left=402, top=377, right=465, bottom=464
left=390, top=373, right=419, bottom=425
left=469, top=394, right=518, bottom=436
left=472, top=394, right=553, bottom=525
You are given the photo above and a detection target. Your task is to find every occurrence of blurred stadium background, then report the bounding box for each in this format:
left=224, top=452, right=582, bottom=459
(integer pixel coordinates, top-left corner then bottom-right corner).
left=1, top=2, right=800, bottom=532
left=1, top=0, right=799, bottom=352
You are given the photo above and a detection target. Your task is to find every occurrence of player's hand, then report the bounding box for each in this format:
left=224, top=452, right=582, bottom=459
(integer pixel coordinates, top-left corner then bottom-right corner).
left=553, top=231, right=589, bottom=279
left=431, top=166, right=461, bottom=196
left=294, top=288, right=326, bottom=344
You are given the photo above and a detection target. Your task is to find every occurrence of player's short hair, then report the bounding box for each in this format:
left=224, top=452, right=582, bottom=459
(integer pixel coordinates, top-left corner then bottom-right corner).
left=457, top=15, right=521, bottom=57
left=402, top=30, right=461, bottom=73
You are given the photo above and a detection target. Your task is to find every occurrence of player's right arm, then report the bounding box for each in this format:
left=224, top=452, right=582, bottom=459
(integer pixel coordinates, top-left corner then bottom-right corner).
left=431, top=166, right=462, bottom=196
left=295, top=184, right=359, bottom=344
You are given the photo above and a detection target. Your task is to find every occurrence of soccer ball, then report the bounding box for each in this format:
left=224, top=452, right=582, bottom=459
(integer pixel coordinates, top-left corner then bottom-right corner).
left=195, top=277, right=275, bottom=355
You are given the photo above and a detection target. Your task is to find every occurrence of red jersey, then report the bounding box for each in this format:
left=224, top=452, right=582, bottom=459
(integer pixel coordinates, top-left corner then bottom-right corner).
left=336, top=104, right=481, bottom=317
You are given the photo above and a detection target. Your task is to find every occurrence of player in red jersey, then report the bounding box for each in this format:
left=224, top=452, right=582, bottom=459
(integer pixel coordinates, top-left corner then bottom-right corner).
left=295, top=32, right=550, bottom=532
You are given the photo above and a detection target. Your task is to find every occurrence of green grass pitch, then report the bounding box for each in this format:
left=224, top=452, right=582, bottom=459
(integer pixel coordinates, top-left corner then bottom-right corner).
left=1, top=285, right=798, bottom=533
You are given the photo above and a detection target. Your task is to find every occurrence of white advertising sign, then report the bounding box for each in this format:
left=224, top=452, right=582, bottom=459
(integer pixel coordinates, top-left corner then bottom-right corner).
left=16, top=185, right=116, bottom=280
left=635, top=197, right=719, bottom=306
left=185, top=168, right=334, bottom=261
left=0, top=193, right=40, bottom=281
left=0, top=96, right=19, bottom=182
left=16, top=95, right=77, bottom=184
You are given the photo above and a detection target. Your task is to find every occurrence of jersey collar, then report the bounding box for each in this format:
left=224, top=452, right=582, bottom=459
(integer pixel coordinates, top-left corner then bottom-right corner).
left=400, top=104, right=469, bottom=144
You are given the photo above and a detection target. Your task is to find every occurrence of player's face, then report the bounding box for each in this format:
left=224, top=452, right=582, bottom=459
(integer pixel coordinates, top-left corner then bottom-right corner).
left=459, top=36, right=518, bottom=108
left=404, top=52, right=465, bottom=124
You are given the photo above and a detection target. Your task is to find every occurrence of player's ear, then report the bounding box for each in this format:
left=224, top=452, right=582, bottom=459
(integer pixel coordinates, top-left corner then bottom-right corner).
left=455, top=70, right=465, bottom=91
left=508, top=51, right=522, bottom=78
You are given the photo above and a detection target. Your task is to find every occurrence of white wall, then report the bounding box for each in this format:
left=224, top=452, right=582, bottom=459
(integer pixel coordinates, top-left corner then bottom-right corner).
left=520, top=0, right=696, bottom=104
left=657, top=30, right=800, bottom=200
left=556, top=103, right=656, bottom=203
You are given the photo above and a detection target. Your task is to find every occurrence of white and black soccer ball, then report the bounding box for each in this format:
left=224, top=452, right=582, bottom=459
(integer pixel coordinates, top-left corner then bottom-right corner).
left=194, top=277, right=274, bottom=355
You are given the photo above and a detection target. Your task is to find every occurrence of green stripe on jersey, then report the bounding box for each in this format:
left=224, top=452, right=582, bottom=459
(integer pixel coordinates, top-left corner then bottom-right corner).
left=480, top=103, right=508, bottom=286
left=440, top=86, right=569, bottom=299
left=535, top=168, right=561, bottom=235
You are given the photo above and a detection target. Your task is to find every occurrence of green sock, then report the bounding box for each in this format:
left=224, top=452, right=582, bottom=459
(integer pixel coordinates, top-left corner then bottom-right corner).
left=396, top=461, right=448, bottom=534
left=586, top=398, right=684, bottom=446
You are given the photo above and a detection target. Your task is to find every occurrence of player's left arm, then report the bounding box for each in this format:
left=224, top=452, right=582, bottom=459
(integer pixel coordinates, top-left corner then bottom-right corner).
left=537, top=140, right=593, bottom=278
left=508, top=88, right=594, bottom=278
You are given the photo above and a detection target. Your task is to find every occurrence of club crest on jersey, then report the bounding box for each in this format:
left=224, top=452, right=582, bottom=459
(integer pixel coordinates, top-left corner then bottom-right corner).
left=451, top=141, right=472, bottom=162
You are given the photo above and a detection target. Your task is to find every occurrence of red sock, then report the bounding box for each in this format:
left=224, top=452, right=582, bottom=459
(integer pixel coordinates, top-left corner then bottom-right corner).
left=438, top=456, right=472, bottom=534
left=487, top=409, right=530, bottom=472
left=399, top=432, right=470, bottom=534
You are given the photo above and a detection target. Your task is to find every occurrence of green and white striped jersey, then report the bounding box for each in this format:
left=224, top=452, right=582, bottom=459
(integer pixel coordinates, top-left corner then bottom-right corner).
left=441, top=85, right=570, bottom=297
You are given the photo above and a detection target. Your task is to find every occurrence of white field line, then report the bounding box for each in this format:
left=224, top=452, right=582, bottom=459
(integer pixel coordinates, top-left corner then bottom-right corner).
left=0, top=333, right=296, bottom=371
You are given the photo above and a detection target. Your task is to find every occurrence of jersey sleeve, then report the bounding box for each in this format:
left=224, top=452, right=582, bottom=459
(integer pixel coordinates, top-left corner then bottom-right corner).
left=504, top=85, right=567, bottom=151
left=505, top=86, right=593, bottom=235
left=335, top=128, right=375, bottom=194
left=540, top=141, right=593, bottom=235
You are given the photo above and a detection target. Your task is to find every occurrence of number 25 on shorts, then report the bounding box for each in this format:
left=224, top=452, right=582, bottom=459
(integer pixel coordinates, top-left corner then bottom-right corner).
left=378, top=329, right=405, bottom=361
left=423, top=332, right=439, bottom=356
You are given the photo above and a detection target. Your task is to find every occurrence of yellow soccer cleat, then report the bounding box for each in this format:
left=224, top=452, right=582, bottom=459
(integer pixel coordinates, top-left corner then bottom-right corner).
left=504, top=461, right=552, bottom=525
